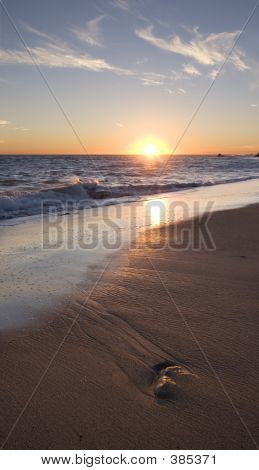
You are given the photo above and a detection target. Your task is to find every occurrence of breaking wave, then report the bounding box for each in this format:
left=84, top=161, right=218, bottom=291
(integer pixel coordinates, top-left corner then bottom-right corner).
left=0, top=174, right=257, bottom=220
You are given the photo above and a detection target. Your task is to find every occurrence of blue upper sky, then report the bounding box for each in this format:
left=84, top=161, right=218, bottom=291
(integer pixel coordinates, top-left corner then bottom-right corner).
left=0, top=0, right=259, bottom=154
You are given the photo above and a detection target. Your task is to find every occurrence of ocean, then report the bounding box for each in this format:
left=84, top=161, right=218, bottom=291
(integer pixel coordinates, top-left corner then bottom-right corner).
left=1, top=154, right=259, bottom=220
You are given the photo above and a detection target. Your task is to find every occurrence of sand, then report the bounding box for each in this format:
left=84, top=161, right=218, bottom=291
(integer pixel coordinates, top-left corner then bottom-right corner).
left=0, top=204, right=259, bottom=449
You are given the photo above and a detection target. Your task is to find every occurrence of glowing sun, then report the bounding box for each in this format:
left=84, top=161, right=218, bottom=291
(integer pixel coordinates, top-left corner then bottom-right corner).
left=129, top=136, right=169, bottom=157
left=143, top=143, right=159, bottom=156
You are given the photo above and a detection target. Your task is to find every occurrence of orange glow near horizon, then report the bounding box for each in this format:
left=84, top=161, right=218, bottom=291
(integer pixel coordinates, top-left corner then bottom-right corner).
left=1, top=130, right=259, bottom=156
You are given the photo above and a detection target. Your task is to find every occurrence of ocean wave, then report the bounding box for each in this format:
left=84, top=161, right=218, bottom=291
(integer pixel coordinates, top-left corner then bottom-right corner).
left=0, top=175, right=258, bottom=220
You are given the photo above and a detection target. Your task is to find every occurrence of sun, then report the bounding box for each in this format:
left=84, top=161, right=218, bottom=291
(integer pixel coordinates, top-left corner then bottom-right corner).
left=143, top=143, right=159, bottom=156
left=129, top=135, right=170, bottom=157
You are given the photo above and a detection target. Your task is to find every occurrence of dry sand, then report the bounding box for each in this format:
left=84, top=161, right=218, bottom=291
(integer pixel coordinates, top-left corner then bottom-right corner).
left=0, top=204, right=259, bottom=449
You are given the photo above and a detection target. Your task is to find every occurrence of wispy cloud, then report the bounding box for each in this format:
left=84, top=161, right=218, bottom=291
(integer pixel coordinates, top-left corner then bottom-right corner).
left=183, top=63, right=201, bottom=76
left=0, top=23, right=195, bottom=93
left=139, top=71, right=164, bottom=86
left=0, top=25, right=133, bottom=76
left=170, top=69, right=185, bottom=81
left=208, top=69, right=219, bottom=80
left=167, top=87, right=186, bottom=95
left=14, top=126, right=31, bottom=131
left=250, top=103, right=257, bottom=107
left=170, top=64, right=200, bottom=82
left=116, top=122, right=124, bottom=127
left=0, top=26, right=167, bottom=88
left=0, top=120, right=10, bottom=126
left=23, top=23, right=57, bottom=43
left=0, top=45, right=120, bottom=72
left=0, top=120, right=32, bottom=131
left=71, top=15, right=105, bottom=47
left=111, top=0, right=130, bottom=11
left=135, top=25, right=249, bottom=72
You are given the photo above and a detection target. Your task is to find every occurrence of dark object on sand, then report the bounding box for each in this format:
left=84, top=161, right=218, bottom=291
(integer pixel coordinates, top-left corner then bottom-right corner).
left=153, top=363, right=194, bottom=399
left=154, top=368, right=177, bottom=398
left=255, top=153, right=259, bottom=157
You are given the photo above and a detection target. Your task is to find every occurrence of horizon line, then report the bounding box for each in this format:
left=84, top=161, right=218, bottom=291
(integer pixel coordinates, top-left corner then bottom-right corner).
left=0, top=152, right=258, bottom=157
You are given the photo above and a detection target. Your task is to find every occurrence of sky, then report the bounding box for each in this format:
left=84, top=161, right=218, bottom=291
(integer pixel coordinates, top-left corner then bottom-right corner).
left=0, top=0, right=259, bottom=155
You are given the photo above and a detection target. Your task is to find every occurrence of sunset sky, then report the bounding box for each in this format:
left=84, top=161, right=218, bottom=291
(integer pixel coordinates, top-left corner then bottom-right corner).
left=0, top=0, right=259, bottom=155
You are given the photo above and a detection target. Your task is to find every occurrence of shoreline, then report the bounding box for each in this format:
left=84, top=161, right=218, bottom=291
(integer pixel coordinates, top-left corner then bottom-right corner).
left=1, top=178, right=259, bottom=331
left=1, top=176, right=259, bottom=228
left=1, top=203, right=259, bottom=449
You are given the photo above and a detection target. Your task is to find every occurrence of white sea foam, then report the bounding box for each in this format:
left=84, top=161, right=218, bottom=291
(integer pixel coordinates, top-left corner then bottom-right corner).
left=0, top=155, right=259, bottom=219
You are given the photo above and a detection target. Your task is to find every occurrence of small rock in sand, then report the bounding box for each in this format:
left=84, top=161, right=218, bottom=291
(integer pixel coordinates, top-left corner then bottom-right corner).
left=153, top=362, right=194, bottom=399
left=154, top=375, right=177, bottom=398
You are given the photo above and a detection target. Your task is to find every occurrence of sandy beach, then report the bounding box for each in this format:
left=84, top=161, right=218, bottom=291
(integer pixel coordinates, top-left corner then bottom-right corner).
left=2, top=0, right=259, bottom=461
left=0, top=202, right=259, bottom=450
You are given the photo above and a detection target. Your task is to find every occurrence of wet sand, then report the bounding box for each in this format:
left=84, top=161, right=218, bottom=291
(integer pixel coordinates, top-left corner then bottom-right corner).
left=0, top=204, right=259, bottom=449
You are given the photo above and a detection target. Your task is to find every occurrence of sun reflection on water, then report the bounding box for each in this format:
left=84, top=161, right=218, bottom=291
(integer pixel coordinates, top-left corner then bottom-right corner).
left=145, top=199, right=166, bottom=226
